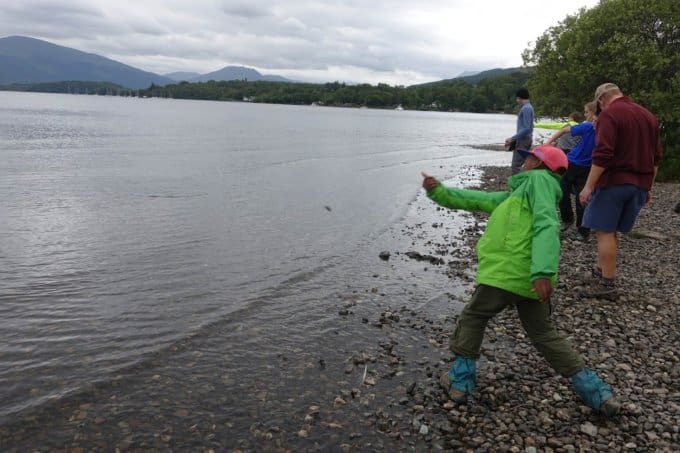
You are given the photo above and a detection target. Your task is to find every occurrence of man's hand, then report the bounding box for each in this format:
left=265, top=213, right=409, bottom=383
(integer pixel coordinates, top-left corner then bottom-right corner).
left=579, top=185, right=593, bottom=206
left=421, top=172, right=439, bottom=192
left=532, top=278, right=553, bottom=302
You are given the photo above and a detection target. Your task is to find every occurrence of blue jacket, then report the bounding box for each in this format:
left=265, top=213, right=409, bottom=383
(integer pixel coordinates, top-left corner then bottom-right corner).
left=567, top=122, right=595, bottom=167
left=512, top=102, right=534, bottom=141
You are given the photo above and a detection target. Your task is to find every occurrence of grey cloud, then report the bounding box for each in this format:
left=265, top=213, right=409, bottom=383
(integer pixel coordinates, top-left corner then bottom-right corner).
left=1, top=0, right=104, bottom=19
left=221, top=3, right=271, bottom=19
left=0, top=1, right=128, bottom=41
left=127, top=20, right=169, bottom=37
left=0, top=0, right=539, bottom=84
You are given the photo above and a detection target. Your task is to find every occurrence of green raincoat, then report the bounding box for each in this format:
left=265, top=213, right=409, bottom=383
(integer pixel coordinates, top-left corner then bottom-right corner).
left=427, top=170, right=562, bottom=299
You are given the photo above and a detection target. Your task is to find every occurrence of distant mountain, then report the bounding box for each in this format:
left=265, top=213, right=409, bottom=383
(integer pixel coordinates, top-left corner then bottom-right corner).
left=414, top=67, right=531, bottom=88
left=163, top=71, right=202, bottom=82
left=190, top=65, right=291, bottom=83
left=0, top=36, right=174, bottom=89
left=454, top=67, right=531, bottom=86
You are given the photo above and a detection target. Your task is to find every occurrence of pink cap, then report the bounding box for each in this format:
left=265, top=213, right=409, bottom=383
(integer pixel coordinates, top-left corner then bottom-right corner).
left=518, top=145, right=568, bottom=172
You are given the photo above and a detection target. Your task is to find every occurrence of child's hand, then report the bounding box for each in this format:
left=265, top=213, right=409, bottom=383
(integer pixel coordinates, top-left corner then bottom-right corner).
left=532, top=278, right=553, bottom=302
left=421, top=172, right=439, bottom=192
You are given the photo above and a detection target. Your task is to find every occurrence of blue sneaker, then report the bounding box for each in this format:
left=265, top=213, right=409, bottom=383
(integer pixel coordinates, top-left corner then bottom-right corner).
left=439, top=357, right=476, bottom=403
left=571, top=368, right=620, bottom=416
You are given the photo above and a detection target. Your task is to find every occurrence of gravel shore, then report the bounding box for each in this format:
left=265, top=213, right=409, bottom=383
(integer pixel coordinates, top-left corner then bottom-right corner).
left=1, top=166, right=678, bottom=452
left=322, top=166, right=680, bottom=452
left=392, top=166, right=680, bottom=452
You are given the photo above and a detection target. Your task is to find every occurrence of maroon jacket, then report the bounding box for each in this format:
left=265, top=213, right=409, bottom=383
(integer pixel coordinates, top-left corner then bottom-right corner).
left=592, top=96, right=662, bottom=191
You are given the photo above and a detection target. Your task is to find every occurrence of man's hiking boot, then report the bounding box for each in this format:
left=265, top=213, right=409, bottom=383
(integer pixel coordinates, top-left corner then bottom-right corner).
left=582, top=266, right=603, bottom=284
left=439, top=372, right=468, bottom=403
left=560, top=221, right=572, bottom=232
left=580, top=278, right=618, bottom=301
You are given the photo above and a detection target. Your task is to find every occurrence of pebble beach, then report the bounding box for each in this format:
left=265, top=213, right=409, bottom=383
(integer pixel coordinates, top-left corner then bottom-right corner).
left=315, top=166, right=680, bottom=452
left=1, top=166, right=678, bottom=452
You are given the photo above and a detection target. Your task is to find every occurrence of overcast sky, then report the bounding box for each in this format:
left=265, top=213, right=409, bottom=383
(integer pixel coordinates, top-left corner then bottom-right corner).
left=1, top=0, right=600, bottom=85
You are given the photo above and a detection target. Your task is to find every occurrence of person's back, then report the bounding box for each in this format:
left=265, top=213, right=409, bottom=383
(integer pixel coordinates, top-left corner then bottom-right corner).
left=594, top=96, right=660, bottom=190
left=565, top=121, right=595, bottom=167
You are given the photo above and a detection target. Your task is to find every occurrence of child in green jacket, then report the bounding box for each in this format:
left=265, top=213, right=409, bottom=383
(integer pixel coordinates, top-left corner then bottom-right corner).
left=422, top=144, right=619, bottom=416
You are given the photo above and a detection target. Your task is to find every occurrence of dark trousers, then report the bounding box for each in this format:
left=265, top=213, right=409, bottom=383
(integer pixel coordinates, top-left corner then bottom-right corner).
left=510, top=137, right=533, bottom=174
left=450, top=285, right=584, bottom=377
left=559, top=164, right=590, bottom=234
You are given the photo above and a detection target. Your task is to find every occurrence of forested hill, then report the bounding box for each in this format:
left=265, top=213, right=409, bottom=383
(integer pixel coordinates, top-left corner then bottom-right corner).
left=417, top=67, right=530, bottom=87
left=138, top=69, right=531, bottom=113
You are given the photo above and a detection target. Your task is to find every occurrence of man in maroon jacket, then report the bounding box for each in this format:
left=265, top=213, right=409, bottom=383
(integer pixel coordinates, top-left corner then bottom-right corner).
left=579, top=83, right=662, bottom=300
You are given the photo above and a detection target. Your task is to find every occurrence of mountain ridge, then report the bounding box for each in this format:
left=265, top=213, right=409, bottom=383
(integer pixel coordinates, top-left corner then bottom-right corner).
left=0, top=36, right=173, bottom=89
left=412, top=67, right=531, bottom=88
left=189, top=66, right=291, bottom=83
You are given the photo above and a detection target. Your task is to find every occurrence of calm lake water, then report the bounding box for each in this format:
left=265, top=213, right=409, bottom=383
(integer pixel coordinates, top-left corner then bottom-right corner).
left=0, top=92, right=512, bottom=427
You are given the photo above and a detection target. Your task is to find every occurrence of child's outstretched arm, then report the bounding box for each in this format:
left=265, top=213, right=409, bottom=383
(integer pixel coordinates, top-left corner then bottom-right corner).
left=421, top=172, right=508, bottom=214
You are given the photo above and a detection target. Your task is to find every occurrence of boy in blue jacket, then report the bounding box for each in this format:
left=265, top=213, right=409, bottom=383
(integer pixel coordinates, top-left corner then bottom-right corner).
left=422, top=145, right=619, bottom=416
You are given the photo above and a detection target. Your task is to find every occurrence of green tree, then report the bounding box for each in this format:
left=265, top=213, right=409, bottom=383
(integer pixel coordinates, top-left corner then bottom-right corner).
left=523, top=0, right=680, bottom=180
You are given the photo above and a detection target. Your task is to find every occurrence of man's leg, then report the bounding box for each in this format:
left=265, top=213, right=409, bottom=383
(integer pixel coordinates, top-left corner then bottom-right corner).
left=595, top=231, right=618, bottom=279
left=582, top=185, right=647, bottom=299
left=511, top=150, right=525, bottom=175
left=510, top=138, right=532, bottom=174
left=581, top=186, right=623, bottom=298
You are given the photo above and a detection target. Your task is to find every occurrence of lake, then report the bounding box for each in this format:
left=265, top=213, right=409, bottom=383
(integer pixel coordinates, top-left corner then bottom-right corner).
left=0, top=91, right=512, bottom=430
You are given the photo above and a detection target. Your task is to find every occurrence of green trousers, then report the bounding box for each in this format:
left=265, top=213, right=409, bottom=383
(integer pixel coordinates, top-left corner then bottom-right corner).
left=450, top=284, right=584, bottom=377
